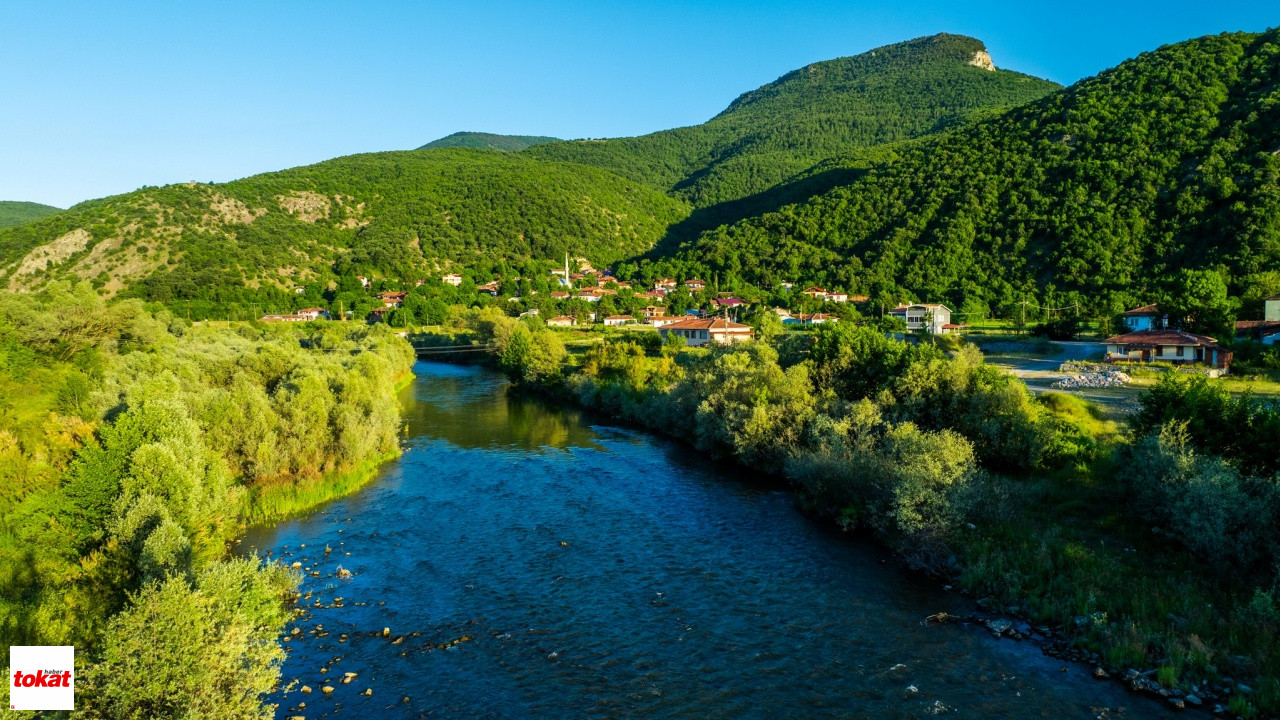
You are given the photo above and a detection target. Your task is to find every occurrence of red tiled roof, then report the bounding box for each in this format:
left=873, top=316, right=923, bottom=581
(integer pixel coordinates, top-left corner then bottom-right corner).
left=1122, top=304, right=1160, bottom=316
left=661, top=317, right=753, bottom=332
left=1235, top=320, right=1280, bottom=331
left=1104, top=329, right=1220, bottom=347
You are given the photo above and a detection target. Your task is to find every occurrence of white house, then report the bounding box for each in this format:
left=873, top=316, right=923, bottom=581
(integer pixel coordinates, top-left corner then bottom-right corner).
left=546, top=315, right=576, bottom=328
left=888, top=304, right=953, bottom=334
left=1104, top=329, right=1232, bottom=368
left=1121, top=304, right=1163, bottom=332
left=442, top=273, right=463, bottom=286
left=603, top=315, right=633, bottom=327
left=1267, top=294, right=1280, bottom=322
left=658, top=317, right=754, bottom=346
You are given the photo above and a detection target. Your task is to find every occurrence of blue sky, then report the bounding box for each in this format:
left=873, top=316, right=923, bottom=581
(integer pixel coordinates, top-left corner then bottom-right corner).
left=1, top=1, right=1274, bottom=208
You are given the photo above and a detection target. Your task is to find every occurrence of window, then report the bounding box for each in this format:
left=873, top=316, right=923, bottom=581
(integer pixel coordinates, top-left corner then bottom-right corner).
left=1175, top=346, right=1184, bottom=357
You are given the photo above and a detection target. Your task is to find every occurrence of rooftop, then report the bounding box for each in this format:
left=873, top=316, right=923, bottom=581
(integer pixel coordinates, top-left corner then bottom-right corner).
left=1104, top=328, right=1220, bottom=347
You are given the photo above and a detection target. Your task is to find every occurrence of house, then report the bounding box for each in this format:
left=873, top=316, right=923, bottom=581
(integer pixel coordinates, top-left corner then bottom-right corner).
left=547, top=315, right=576, bottom=328
left=603, top=315, right=633, bottom=326
left=1121, top=304, right=1164, bottom=332
left=794, top=312, right=836, bottom=325
left=649, top=316, right=679, bottom=327
left=1234, top=296, right=1280, bottom=339
left=634, top=290, right=663, bottom=300
left=658, top=317, right=755, bottom=347
left=519, top=308, right=540, bottom=318
left=442, top=273, right=463, bottom=287
left=576, top=291, right=603, bottom=303
left=654, top=278, right=677, bottom=291
left=295, top=307, right=327, bottom=321
left=1234, top=319, right=1280, bottom=340
left=778, top=282, right=795, bottom=291
left=294, top=285, right=306, bottom=295
left=888, top=304, right=954, bottom=334
left=377, top=291, right=407, bottom=308
left=801, top=286, right=828, bottom=300
left=826, top=292, right=849, bottom=304
left=682, top=278, right=707, bottom=291
left=643, top=305, right=666, bottom=320
left=712, top=297, right=746, bottom=308
left=477, top=281, right=500, bottom=296
left=367, top=306, right=391, bottom=322
left=550, top=291, right=569, bottom=300
left=1105, top=329, right=1231, bottom=369
left=357, top=275, right=370, bottom=288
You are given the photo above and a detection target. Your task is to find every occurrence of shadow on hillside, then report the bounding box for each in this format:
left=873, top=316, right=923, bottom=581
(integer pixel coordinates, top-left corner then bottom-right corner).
left=641, top=165, right=868, bottom=260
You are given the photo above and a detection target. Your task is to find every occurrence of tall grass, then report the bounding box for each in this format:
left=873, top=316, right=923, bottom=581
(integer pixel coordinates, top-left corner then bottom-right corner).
left=243, top=452, right=399, bottom=526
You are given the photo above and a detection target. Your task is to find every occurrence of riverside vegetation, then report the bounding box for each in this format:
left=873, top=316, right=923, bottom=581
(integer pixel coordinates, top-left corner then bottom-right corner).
left=0, top=282, right=414, bottom=718
left=479, top=313, right=1280, bottom=716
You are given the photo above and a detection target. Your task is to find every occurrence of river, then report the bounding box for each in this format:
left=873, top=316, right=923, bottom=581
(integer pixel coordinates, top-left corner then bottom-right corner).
left=244, top=361, right=1171, bottom=719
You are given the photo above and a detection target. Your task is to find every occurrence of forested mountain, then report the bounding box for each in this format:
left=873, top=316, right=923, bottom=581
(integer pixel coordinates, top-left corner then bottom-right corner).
left=527, top=34, right=1060, bottom=212
left=0, top=149, right=686, bottom=301
left=660, top=29, right=1280, bottom=320
left=0, top=201, right=61, bottom=229
left=419, top=131, right=562, bottom=151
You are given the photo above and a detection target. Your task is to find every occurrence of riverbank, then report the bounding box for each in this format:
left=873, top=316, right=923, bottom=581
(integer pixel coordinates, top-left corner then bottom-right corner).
left=243, top=360, right=1177, bottom=719
left=244, top=371, right=415, bottom=524
left=508, top=329, right=1279, bottom=718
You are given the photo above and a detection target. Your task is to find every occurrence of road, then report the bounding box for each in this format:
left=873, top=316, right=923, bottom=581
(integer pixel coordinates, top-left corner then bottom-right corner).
left=981, top=341, right=1144, bottom=413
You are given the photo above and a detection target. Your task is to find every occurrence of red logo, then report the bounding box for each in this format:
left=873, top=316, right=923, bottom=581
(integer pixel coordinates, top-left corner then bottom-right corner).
left=12, top=670, right=72, bottom=688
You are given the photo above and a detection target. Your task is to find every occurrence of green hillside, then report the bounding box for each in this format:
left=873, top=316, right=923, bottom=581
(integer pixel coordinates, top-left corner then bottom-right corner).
left=0, top=149, right=687, bottom=302
left=0, top=200, right=61, bottom=229
left=419, top=131, right=562, bottom=151
left=528, top=34, right=1061, bottom=212
left=660, top=30, right=1280, bottom=322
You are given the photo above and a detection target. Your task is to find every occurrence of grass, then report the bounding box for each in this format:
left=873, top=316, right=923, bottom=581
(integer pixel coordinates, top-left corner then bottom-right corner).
left=243, top=452, right=399, bottom=526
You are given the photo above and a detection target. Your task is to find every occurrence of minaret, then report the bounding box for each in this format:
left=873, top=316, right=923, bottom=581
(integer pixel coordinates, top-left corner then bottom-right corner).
left=564, top=252, right=570, bottom=288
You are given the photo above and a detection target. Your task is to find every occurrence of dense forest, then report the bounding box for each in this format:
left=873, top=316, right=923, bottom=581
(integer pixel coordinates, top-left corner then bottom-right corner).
left=0, top=201, right=61, bottom=230
left=0, top=283, right=414, bottom=717
left=418, top=131, right=562, bottom=151
left=0, top=149, right=686, bottom=301
left=660, top=30, right=1280, bottom=321
left=529, top=34, right=1059, bottom=211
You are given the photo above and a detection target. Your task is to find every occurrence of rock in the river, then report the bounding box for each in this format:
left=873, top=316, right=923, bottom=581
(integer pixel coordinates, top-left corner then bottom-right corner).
left=987, top=619, right=1013, bottom=637
left=1094, top=667, right=1110, bottom=679
left=300, top=685, right=312, bottom=694
left=291, top=562, right=302, bottom=569
left=1168, top=697, right=1185, bottom=710
left=362, top=688, right=372, bottom=696
left=321, top=686, right=334, bottom=694
left=1184, top=694, right=1201, bottom=706
left=382, top=627, right=391, bottom=637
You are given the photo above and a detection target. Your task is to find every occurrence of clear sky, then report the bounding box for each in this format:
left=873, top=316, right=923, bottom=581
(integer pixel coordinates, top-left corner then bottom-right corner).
left=1, top=1, right=1275, bottom=208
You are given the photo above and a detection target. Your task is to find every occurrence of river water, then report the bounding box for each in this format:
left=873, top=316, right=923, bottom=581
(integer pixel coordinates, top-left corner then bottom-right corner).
left=244, top=361, right=1170, bottom=719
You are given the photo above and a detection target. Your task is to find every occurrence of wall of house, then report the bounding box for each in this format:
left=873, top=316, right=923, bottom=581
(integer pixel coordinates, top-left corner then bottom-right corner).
left=1266, top=299, right=1280, bottom=322
left=1124, top=315, right=1155, bottom=331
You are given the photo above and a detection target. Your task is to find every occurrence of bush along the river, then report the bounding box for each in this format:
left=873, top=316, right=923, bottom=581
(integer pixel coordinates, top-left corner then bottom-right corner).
left=0, top=282, right=414, bottom=717
left=513, top=322, right=1280, bottom=717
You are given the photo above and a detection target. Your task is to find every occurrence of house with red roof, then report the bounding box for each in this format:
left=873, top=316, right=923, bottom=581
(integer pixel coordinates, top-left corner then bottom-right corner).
left=1104, top=328, right=1231, bottom=369
left=658, top=317, right=754, bottom=346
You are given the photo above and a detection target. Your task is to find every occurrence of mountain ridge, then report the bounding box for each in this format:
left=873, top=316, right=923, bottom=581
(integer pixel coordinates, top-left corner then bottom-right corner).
left=419, top=131, right=561, bottom=151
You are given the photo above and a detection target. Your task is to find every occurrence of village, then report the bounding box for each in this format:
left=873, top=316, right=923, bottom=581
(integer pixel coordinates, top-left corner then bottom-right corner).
left=259, top=256, right=1280, bottom=408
